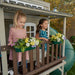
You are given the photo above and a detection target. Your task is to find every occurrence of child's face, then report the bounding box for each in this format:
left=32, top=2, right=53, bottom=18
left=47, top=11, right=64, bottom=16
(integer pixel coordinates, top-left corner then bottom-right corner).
left=41, top=20, right=48, bottom=30
left=17, top=16, right=26, bottom=28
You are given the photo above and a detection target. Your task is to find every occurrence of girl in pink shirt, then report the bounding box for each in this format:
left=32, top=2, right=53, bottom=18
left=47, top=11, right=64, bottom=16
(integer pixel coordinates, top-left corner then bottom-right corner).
left=8, top=10, right=29, bottom=71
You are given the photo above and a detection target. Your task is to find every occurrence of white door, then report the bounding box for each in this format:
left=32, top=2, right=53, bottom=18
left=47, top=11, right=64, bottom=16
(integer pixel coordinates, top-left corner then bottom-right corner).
left=24, top=23, right=36, bottom=37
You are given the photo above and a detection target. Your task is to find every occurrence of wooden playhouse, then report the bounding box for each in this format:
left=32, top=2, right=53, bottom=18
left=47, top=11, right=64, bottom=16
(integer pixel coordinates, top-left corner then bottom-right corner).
left=0, top=0, right=73, bottom=75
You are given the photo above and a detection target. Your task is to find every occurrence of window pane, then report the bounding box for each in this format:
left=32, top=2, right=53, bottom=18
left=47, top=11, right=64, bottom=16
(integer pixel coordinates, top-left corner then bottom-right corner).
left=27, top=33, right=30, bottom=37
left=26, top=26, right=30, bottom=31
left=31, top=33, right=34, bottom=37
left=31, top=26, right=34, bottom=31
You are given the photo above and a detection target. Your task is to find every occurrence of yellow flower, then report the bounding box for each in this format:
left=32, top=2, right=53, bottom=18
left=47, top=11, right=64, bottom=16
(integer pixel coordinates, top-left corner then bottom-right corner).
left=56, top=36, right=58, bottom=39
left=25, top=38, right=29, bottom=43
left=57, top=33, right=62, bottom=37
left=30, top=41, right=35, bottom=46
left=56, top=33, right=58, bottom=36
left=54, top=37, right=57, bottom=39
left=52, top=35, right=55, bottom=39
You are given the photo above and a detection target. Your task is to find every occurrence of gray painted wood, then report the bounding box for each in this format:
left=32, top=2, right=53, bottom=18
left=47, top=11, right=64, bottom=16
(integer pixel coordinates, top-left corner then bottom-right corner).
left=1, top=51, right=8, bottom=75
left=0, top=3, right=72, bottom=17
left=0, top=7, right=6, bottom=45
left=0, top=7, right=8, bottom=75
left=0, top=41, right=1, bottom=73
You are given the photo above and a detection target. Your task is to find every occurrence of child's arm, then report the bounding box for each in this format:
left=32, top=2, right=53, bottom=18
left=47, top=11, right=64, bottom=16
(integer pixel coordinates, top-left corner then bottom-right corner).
left=8, top=28, right=13, bottom=45
left=24, top=29, right=27, bottom=38
left=35, top=33, right=48, bottom=41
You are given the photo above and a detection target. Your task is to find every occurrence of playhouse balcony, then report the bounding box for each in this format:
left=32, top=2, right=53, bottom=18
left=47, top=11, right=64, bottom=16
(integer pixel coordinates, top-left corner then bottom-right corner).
left=1, top=40, right=66, bottom=75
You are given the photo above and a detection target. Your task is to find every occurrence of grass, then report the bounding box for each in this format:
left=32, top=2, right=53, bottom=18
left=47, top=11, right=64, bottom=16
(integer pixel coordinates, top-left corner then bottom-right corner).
left=67, top=62, right=75, bottom=75
left=67, top=44, right=75, bottom=75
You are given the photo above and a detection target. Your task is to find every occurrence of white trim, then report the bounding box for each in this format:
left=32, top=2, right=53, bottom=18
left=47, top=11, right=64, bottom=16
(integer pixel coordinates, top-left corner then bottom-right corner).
left=39, top=61, right=66, bottom=75
left=63, top=17, right=66, bottom=57
left=4, top=0, right=44, bottom=9
left=24, top=23, right=36, bottom=37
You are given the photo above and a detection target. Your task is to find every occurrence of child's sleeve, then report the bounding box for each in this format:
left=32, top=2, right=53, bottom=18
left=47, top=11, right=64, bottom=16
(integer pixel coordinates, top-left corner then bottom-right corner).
left=39, top=30, right=44, bottom=37
left=8, top=28, right=13, bottom=42
left=24, top=29, right=27, bottom=38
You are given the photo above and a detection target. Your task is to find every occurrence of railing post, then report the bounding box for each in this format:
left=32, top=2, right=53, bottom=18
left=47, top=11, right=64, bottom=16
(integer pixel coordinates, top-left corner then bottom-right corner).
left=36, top=46, right=40, bottom=68
left=23, top=51, right=27, bottom=75
left=55, top=44, right=58, bottom=60
left=47, top=43, right=49, bottom=64
left=42, top=42, right=45, bottom=65
left=1, top=49, right=8, bottom=75
left=29, top=50, right=34, bottom=71
left=51, top=44, right=54, bottom=62
left=12, top=48, right=18, bottom=75
left=59, top=44, right=62, bottom=58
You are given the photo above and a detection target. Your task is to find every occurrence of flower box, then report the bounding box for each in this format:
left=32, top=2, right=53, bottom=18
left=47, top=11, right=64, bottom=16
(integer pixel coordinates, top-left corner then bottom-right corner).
left=52, top=41, right=62, bottom=44
left=14, top=46, right=35, bottom=52
left=50, top=33, right=66, bottom=45
left=11, top=37, right=41, bottom=52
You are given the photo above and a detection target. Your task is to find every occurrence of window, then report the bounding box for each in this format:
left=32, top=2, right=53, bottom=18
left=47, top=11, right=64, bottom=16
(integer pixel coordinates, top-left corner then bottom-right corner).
left=24, top=23, right=36, bottom=37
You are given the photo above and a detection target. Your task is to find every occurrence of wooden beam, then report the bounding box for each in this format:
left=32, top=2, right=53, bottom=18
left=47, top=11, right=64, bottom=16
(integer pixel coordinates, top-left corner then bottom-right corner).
left=0, top=7, right=6, bottom=46
left=1, top=51, right=8, bottom=75
left=0, top=7, right=8, bottom=75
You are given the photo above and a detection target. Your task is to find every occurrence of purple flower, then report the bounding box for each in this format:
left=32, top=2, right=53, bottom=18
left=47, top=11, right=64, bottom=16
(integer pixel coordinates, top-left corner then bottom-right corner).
left=10, top=43, right=15, bottom=47
left=64, top=37, right=66, bottom=40
left=62, top=35, right=66, bottom=40
left=32, top=45, right=36, bottom=48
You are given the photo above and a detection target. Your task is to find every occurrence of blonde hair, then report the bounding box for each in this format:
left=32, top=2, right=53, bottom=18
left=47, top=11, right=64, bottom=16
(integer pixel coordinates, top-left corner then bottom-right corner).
left=13, top=10, right=26, bottom=27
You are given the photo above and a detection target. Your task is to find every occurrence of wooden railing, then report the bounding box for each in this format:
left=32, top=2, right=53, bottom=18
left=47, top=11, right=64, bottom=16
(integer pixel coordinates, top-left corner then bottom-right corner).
left=1, top=41, right=65, bottom=75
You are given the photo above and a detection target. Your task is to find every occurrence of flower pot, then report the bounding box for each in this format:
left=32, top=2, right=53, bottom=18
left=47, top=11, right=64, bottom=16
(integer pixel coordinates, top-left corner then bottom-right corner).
left=52, top=41, right=62, bottom=44
left=14, top=46, right=35, bottom=52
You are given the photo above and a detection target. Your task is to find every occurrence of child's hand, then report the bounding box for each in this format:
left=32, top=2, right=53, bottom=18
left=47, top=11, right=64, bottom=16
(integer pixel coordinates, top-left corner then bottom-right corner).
left=43, top=38, right=48, bottom=41
left=45, top=38, right=48, bottom=41
left=8, top=42, right=12, bottom=46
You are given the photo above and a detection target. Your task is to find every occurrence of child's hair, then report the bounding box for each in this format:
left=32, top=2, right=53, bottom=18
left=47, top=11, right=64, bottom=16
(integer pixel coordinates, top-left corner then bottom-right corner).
left=36, top=18, right=48, bottom=33
left=13, top=10, right=26, bottom=27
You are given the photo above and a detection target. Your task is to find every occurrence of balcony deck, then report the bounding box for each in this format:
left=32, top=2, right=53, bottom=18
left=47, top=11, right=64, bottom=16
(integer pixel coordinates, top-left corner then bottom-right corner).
left=0, top=41, right=66, bottom=75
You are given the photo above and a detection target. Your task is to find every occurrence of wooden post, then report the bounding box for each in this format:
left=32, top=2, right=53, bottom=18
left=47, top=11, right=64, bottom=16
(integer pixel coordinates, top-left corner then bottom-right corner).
left=12, top=48, right=18, bottom=75
left=0, top=7, right=6, bottom=46
left=62, top=17, right=66, bottom=75
left=47, top=43, right=49, bottom=64
left=0, top=41, right=1, bottom=73
left=29, top=50, right=34, bottom=71
left=36, top=46, right=40, bottom=68
left=51, top=44, right=54, bottom=62
left=63, top=17, right=66, bottom=57
left=0, top=7, right=8, bottom=75
left=55, top=44, right=58, bottom=60
left=1, top=50, right=8, bottom=75
left=59, top=44, right=62, bottom=58
left=22, top=52, right=27, bottom=75
left=42, top=43, right=45, bottom=65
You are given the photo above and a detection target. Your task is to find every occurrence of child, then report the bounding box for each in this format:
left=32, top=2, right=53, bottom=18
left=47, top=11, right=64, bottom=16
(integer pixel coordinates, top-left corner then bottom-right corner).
left=36, top=18, right=48, bottom=62
left=8, top=10, right=29, bottom=72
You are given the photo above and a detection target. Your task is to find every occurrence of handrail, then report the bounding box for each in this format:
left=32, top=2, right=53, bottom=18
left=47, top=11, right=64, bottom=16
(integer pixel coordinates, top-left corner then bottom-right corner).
left=1, top=40, right=51, bottom=52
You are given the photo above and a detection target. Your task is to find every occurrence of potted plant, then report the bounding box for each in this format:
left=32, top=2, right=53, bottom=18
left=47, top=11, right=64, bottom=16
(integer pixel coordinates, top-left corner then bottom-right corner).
left=50, top=33, right=66, bottom=44
left=10, top=37, right=41, bottom=52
